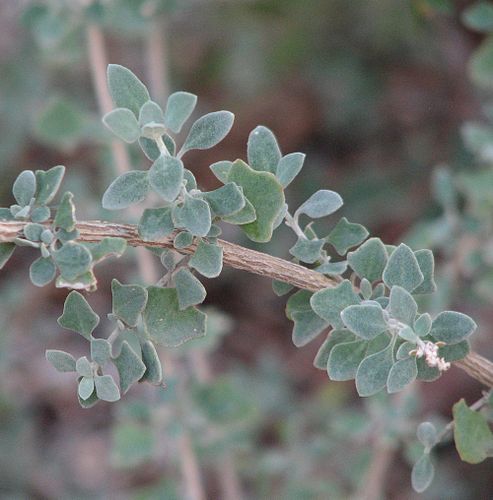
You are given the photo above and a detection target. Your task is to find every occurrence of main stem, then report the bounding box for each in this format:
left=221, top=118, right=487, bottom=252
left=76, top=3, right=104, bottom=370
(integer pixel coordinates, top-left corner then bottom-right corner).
left=1, top=219, right=492, bottom=388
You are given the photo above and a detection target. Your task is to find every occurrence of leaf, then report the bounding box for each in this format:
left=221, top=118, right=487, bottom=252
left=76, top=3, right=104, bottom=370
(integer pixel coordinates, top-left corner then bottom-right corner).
left=189, top=240, right=223, bottom=278
left=291, top=308, right=328, bottom=347
left=463, top=2, right=493, bottom=33
left=222, top=197, right=257, bottom=225
left=102, top=170, right=150, bottom=210
left=141, top=340, right=163, bottom=385
left=295, top=190, right=343, bottom=219
left=289, top=238, right=324, bottom=264
left=143, top=287, right=206, bottom=347
left=430, top=311, right=477, bottom=344
left=164, top=91, right=197, bottom=133
left=326, top=217, right=369, bottom=256
left=78, top=388, right=99, bottom=409
left=382, top=243, right=424, bottom=292
left=247, top=126, right=282, bottom=174
left=411, top=454, right=435, bottom=493
left=31, top=206, right=51, bottom=223
left=111, top=279, right=148, bottom=328
left=76, top=356, right=93, bottom=377
left=113, top=341, right=146, bottom=395
left=107, top=64, right=150, bottom=117
left=174, top=231, right=193, bottom=249
left=413, top=249, right=437, bottom=294
left=0, top=208, right=15, bottom=221
left=227, top=159, right=284, bottom=242
left=139, top=136, right=161, bottom=161
left=313, top=329, right=355, bottom=370
left=327, top=340, right=368, bottom=381
left=139, top=100, right=165, bottom=126
left=439, top=340, right=470, bottom=362
left=35, top=165, right=65, bottom=205
left=388, top=286, right=417, bottom=326
left=355, top=344, right=393, bottom=396
left=46, top=349, right=76, bottom=372
left=53, top=242, right=92, bottom=280
left=453, top=399, right=493, bottom=464
left=0, top=243, right=15, bottom=270
left=416, top=356, right=441, bottom=382
left=347, top=238, right=388, bottom=282
left=387, top=357, right=417, bottom=393
left=58, top=290, right=99, bottom=339
left=315, top=261, right=348, bottom=276
left=310, top=280, right=360, bottom=329
left=94, top=374, right=121, bottom=402
left=103, top=108, right=141, bottom=143
left=210, top=160, right=233, bottom=183
left=470, top=38, right=493, bottom=89
left=138, top=207, right=174, bottom=241
left=203, top=183, right=245, bottom=217
left=341, top=304, right=388, bottom=340
left=414, top=313, right=432, bottom=337
left=91, top=338, right=112, bottom=366
left=180, top=111, right=234, bottom=155
left=88, top=237, right=127, bottom=262
left=174, top=268, right=207, bottom=309
left=13, top=170, right=36, bottom=206
left=24, top=222, right=44, bottom=241
left=54, top=192, right=76, bottom=231
left=398, top=326, right=418, bottom=343
left=79, top=376, right=95, bottom=401
left=417, top=422, right=438, bottom=448
left=272, top=280, right=294, bottom=297
left=148, top=156, right=184, bottom=202
left=173, top=195, right=211, bottom=237
left=29, top=256, right=56, bottom=287
left=276, top=152, right=305, bottom=187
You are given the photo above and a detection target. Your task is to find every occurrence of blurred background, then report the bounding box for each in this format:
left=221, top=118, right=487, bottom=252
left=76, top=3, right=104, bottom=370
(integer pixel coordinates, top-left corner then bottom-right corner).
left=1, top=0, right=493, bottom=498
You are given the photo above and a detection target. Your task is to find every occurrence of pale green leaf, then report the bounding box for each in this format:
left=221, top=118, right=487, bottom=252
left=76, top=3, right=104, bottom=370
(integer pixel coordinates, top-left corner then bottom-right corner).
left=355, top=344, right=393, bottom=396
left=53, top=241, right=92, bottom=280
left=413, top=249, right=437, bottom=294
left=327, top=340, right=367, bottom=381
left=189, top=240, right=223, bottom=278
left=58, top=290, right=99, bottom=339
left=388, top=285, right=417, bottom=326
left=94, top=374, right=121, bottom=402
left=247, top=125, right=281, bottom=174
left=173, top=195, right=211, bottom=237
left=13, top=170, right=36, bottom=206
left=103, top=108, right=141, bottom=143
left=141, top=340, right=163, bottom=385
left=203, top=183, right=245, bottom=217
left=210, top=160, right=233, bottom=183
left=174, top=231, right=193, bottom=249
left=463, top=2, right=493, bottom=33
left=31, top=206, right=51, bottom=223
left=88, top=237, right=127, bottom=262
left=313, top=329, right=355, bottom=370
left=0, top=243, right=15, bottom=270
left=289, top=237, right=324, bottom=264
left=35, top=165, right=65, bottom=205
left=138, top=207, right=174, bottom=241
left=276, top=152, right=305, bottom=187
left=46, top=349, right=76, bottom=372
left=24, top=223, right=44, bottom=241
left=164, top=91, right=197, bottom=133
left=148, top=156, right=184, bottom=202
left=54, top=191, right=76, bottom=231
left=412, top=454, right=435, bottom=493
left=295, top=190, right=343, bottom=219
left=111, top=279, right=148, bottom=328
left=102, top=170, right=150, bottom=210
left=139, top=100, right=165, bottom=126
left=341, top=304, right=388, bottom=340
left=414, top=313, right=432, bottom=337
left=347, top=238, right=388, bottom=282
left=382, top=243, right=424, bottom=292
left=387, top=357, right=417, bottom=393
left=174, top=268, right=207, bottom=309
left=327, top=217, right=369, bottom=255
left=113, top=341, right=146, bottom=394
left=107, top=64, right=150, bottom=117
left=417, top=422, right=438, bottom=448
left=76, top=356, right=93, bottom=377
left=430, top=311, right=477, bottom=344
left=91, top=338, right=112, bottom=366
left=29, top=256, right=56, bottom=287
left=79, top=376, right=95, bottom=401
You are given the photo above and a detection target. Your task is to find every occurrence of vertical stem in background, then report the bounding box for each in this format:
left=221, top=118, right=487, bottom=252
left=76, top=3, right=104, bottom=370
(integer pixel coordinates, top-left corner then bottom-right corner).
left=85, top=22, right=205, bottom=500
left=145, top=17, right=243, bottom=500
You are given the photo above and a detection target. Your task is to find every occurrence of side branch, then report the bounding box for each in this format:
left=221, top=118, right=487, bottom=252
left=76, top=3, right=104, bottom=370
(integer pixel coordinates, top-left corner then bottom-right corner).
left=1, top=220, right=491, bottom=387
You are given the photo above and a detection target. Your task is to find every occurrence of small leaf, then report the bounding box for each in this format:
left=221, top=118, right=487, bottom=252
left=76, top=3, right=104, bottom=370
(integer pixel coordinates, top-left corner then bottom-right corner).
left=148, top=156, right=184, bottom=202
left=138, top=207, right=174, bottom=241
left=189, top=240, right=223, bottom=278
left=58, top=290, right=99, bottom=339
left=54, top=192, right=76, bottom=231
left=315, top=260, right=348, bottom=276
left=76, top=356, right=93, bottom=377
left=0, top=243, right=15, bottom=270
left=24, top=223, right=44, bottom=241
left=91, top=338, right=112, bottom=366
left=289, top=237, right=324, bottom=264
left=347, top=238, right=388, bottom=282
left=53, top=242, right=92, bottom=280
left=222, top=197, right=257, bottom=225
left=174, top=231, right=194, bottom=249
left=94, top=374, right=121, bottom=402
left=111, top=279, right=148, bottom=328
left=382, top=243, right=424, bottom=292
left=310, top=280, right=360, bottom=329
left=46, top=349, right=76, bottom=372
left=430, top=311, right=477, bottom=344
left=313, top=330, right=355, bottom=370
left=13, top=170, right=36, bottom=206
left=388, top=286, right=417, bottom=326
left=174, top=268, right=207, bottom=309
left=417, top=422, right=438, bottom=448
left=414, top=313, right=432, bottom=337
left=164, top=91, right=197, bottom=133
left=387, top=357, right=417, bottom=393
left=341, top=304, right=388, bottom=340
left=462, top=2, right=493, bottom=32
left=29, top=256, right=56, bottom=287
left=173, top=195, right=211, bottom=237
left=102, top=170, right=150, bottom=210
left=295, top=190, right=343, bottom=219
left=276, top=152, right=305, bottom=187
left=107, top=64, right=150, bottom=117
left=35, top=165, right=65, bottom=205
left=411, top=454, right=435, bottom=493
left=210, top=160, right=233, bottom=183
left=79, top=376, right=95, bottom=401
left=203, top=183, right=245, bottom=217
left=413, top=249, right=437, bottom=294
left=355, top=344, right=393, bottom=396
left=439, top=340, right=470, bottom=362
left=416, top=356, right=441, bottom=382
left=291, top=309, right=328, bottom=347
left=103, top=108, right=141, bottom=143
left=327, top=217, right=369, bottom=256
left=398, top=326, right=418, bottom=343
left=139, top=136, right=161, bottom=161
left=113, top=341, right=146, bottom=395
left=88, top=237, right=127, bottom=262
left=180, top=111, right=234, bottom=155
left=227, top=159, right=284, bottom=242
left=247, top=126, right=282, bottom=174
left=327, top=340, right=368, bottom=381
left=31, top=206, right=51, bottom=223
left=143, top=287, right=206, bottom=347
left=141, top=340, right=163, bottom=385
left=360, top=278, right=372, bottom=300
left=139, top=100, right=165, bottom=126
left=272, top=280, right=294, bottom=297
